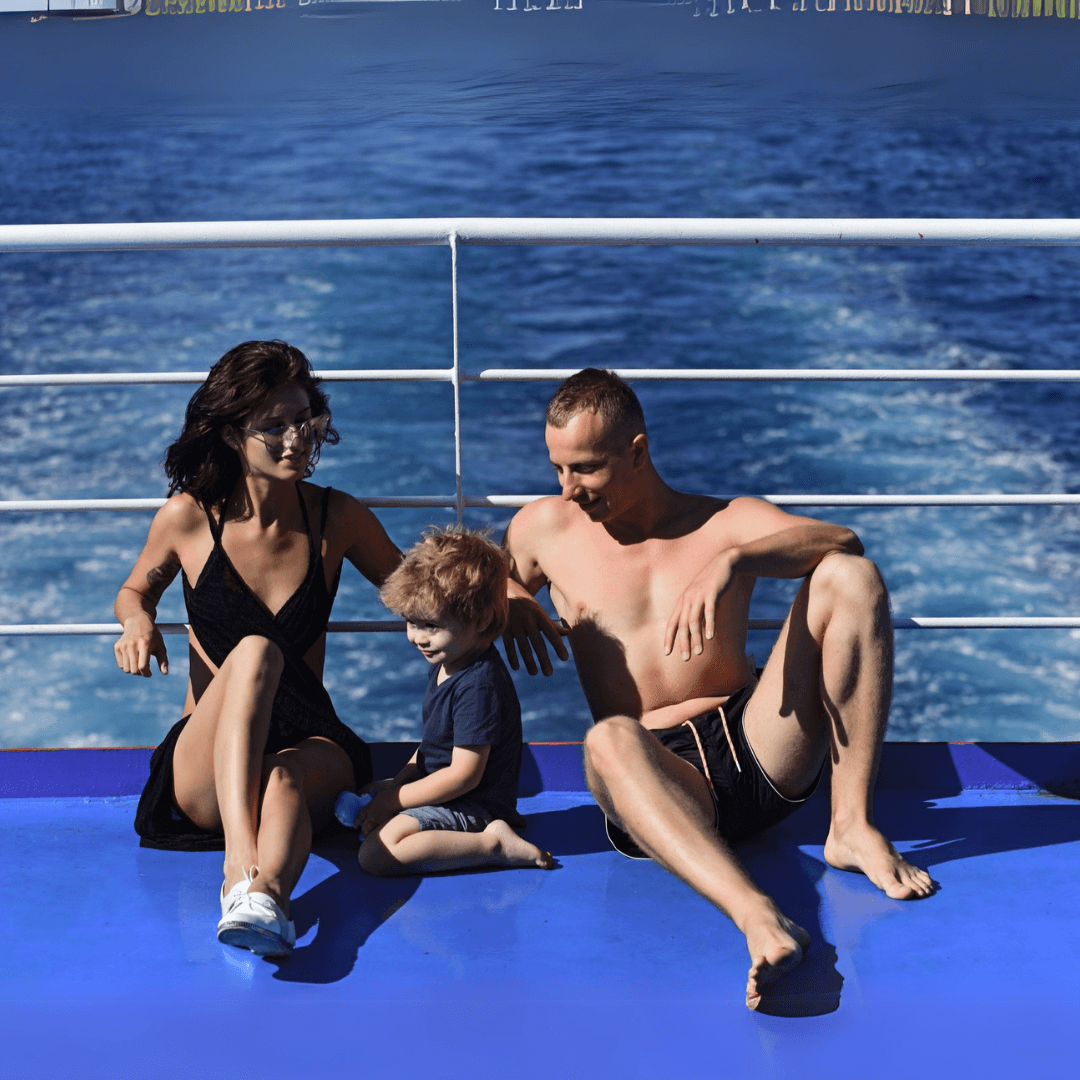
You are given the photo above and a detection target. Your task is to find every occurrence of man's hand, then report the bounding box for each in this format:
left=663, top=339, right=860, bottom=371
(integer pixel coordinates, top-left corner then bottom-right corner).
left=663, top=550, right=738, bottom=662
left=114, top=615, right=169, bottom=677
left=502, top=593, right=570, bottom=677
left=358, top=789, right=402, bottom=837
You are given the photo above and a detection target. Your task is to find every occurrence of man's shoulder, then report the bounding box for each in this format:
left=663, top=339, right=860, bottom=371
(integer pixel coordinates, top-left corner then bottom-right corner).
left=506, top=495, right=577, bottom=549
left=512, top=495, right=574, bottom=530
left=681, top=494, right=773, bottom=525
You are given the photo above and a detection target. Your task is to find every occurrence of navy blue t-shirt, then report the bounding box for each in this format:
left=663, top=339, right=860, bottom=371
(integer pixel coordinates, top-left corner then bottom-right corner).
left=415, top=645, right=522, bottom=820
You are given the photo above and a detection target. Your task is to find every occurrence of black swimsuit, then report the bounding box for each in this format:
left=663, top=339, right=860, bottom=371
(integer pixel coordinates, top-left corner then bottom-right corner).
left=134, top=484, right=372, bottom=851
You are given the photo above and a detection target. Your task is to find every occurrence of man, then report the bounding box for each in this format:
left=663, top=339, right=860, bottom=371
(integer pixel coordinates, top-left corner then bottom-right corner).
left=503, top=369, right=932, bottom=1010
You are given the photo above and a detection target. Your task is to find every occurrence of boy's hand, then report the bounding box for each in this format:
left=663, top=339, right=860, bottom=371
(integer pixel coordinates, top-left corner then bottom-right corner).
left=359, top=789, right=402, bottom=837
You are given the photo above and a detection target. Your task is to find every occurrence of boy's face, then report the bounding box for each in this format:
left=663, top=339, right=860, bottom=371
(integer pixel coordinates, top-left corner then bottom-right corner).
left=405, top=610, right=487, bottom=675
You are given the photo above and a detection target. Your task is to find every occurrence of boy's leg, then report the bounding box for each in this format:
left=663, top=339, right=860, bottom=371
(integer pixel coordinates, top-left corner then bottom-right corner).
left=358, top=813, right=553, bottom=876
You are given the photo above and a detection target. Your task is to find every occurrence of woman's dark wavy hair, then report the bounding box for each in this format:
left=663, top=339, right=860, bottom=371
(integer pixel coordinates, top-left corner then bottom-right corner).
left=164, top=340, right=339, bottom=511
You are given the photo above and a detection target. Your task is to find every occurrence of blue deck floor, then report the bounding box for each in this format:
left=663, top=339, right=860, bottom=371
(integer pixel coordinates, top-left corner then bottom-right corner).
left=3, top=747, right=1080, bottom=1079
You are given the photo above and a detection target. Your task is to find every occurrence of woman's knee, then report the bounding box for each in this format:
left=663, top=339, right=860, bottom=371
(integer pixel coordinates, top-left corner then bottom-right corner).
left=262, top=754, right=305, bottom=801
left=227, top=635, right=285, bottom=681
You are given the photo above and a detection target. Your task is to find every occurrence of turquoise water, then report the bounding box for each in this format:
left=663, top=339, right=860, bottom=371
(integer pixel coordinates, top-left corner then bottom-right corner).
left=2, top=9, right=1080, bottom=745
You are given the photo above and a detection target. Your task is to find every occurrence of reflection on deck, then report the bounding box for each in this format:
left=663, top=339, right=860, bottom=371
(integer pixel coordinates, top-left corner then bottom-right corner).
left=2, top=741, right=1079, bottom=1077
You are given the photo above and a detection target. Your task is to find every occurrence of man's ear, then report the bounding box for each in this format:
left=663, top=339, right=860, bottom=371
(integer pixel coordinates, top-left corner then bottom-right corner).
left=630, top=433, right=649, bottom=468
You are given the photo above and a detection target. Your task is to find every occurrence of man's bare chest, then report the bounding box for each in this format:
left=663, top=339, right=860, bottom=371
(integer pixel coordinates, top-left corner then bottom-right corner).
left=546, top=530, right=727, bottom=627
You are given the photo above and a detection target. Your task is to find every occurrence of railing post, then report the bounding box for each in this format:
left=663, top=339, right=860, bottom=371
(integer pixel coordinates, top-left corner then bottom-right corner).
left=450, top=229, right=463, bottom=525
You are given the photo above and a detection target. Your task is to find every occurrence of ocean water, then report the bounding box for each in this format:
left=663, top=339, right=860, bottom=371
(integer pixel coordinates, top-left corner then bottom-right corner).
left=2, top=8, right=1080, bottom=746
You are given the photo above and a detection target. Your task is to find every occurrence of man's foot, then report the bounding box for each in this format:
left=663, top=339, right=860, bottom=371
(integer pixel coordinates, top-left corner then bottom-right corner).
left=485, top=819, right=555, bottom=869
left=824, top=821, right=933, bottom=899
left=743, top=910, right=811, bottom=1011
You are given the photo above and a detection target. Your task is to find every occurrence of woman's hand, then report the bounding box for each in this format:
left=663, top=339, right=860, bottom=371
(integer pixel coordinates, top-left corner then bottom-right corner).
left=114, top=614, right=169, bottom=677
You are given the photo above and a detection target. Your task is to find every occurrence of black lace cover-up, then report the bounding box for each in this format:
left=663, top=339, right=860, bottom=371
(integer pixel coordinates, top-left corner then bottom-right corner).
left=134, top=484, right=372, bottom=851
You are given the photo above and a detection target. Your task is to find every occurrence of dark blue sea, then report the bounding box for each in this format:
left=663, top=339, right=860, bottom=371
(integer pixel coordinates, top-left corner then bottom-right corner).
left=1, top=5, right=1080, bottom=747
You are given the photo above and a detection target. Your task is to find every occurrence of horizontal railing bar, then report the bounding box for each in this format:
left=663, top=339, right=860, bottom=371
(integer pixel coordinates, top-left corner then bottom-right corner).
left=2, top=217, right=1080, bottom=254
left=0, top=369, right=453, bottom=388
left=0, top=621, right=407, bottom=636
left=5, top=367, right=1080, bottom=388
left=472, top=368, right=1080, bottom=383
left=5, top=493, right=1080, bottom=514
left=3, top=616, right=1079, bottom=636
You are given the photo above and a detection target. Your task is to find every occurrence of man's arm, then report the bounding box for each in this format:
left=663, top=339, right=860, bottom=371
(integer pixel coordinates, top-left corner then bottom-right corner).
left=501, top=502, right=570, bottom=677
left=663, top=498, right=863, bottom=661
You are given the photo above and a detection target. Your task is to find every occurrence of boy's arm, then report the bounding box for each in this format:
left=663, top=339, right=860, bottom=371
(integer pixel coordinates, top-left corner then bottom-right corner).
left=364, top=750, right=422, bottom=795
left=359, top=746, right=491, bottom=836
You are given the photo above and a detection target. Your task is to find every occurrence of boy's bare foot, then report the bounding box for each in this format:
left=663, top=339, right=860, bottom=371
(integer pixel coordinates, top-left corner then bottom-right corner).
left=485, top=819, right=555, bottom=869
left=823, top=820, right=933, bottom=899
left=743, top=909, right=811, bottom=1011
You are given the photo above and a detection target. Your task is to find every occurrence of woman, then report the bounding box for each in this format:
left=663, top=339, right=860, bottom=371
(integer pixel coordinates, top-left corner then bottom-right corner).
left=115, top=340, right=401, bottom=958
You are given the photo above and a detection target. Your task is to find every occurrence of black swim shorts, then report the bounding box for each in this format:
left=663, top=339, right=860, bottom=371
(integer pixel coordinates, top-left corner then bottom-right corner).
left=605, top=679, right=823, bottom=859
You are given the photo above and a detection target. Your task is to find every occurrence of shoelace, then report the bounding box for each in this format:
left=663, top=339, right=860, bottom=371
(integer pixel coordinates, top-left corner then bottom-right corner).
left=221, top=865, right=259, bottom=914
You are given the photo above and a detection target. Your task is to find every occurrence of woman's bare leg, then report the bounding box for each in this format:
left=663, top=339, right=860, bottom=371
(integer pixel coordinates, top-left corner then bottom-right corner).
left=172, top=635, right=283, bottom=894
left=251, top=738, right=354, bottom=914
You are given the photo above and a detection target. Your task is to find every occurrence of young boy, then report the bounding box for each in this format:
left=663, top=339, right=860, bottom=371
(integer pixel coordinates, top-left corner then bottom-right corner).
left=353, top=527, right=553, bottom=876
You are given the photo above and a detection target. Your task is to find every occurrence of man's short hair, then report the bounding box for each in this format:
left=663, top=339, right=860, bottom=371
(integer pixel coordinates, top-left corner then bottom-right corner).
left=545, top=368, right=646, bottom=445
left=380, top=525, right=510, bottom=639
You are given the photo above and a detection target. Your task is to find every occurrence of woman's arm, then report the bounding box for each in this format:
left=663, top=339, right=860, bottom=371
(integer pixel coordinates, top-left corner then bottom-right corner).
left=113, top=495, right=197, bottom=677
left=330, top=490, right=402, bottom=587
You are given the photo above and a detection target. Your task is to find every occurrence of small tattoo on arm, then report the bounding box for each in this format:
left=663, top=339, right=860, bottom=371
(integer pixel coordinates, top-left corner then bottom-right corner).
left=145, top=557, right=181, bottom=603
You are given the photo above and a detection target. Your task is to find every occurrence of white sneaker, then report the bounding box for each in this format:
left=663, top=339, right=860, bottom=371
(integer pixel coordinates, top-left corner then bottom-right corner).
left=219, top=867, right=255, bottom=920
left=217, top=890, right=296, bottom=957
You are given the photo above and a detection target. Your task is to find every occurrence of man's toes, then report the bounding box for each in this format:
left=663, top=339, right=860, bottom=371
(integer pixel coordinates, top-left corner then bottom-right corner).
left=882, top=867, right=933, bottom=900
left=792, top=924, right=812, bottom=950
left=746, top=946, right=803, bottom=1010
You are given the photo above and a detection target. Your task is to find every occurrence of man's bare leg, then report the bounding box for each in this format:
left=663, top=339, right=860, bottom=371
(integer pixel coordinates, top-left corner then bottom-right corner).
left=584, top=717, right=810, bottom=1009
left=743, top=553, right=933, bottom=900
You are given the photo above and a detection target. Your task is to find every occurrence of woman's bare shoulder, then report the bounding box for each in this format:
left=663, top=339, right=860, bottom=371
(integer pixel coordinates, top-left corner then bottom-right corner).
left=150, top=491, right=208, bottom=537
left=318, top=485, right=383, bottom=535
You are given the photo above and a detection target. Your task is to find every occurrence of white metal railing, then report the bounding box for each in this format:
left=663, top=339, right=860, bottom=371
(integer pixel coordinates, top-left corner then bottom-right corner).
left=3, top=216, right=1079, bottom=637
left=2, top=217, right=1080, bottom=251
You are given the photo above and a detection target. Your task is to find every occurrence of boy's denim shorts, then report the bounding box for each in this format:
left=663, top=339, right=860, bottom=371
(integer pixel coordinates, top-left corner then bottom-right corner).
left=401, top=796, right=496, bottom=833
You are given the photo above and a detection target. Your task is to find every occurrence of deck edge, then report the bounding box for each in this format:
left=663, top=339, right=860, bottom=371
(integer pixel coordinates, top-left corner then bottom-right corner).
left=1, top=742, right=1079, bottom=798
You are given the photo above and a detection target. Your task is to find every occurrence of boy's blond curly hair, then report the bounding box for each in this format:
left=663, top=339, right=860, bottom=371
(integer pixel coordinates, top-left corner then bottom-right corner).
left=380, top=525, right=511, bottom=639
